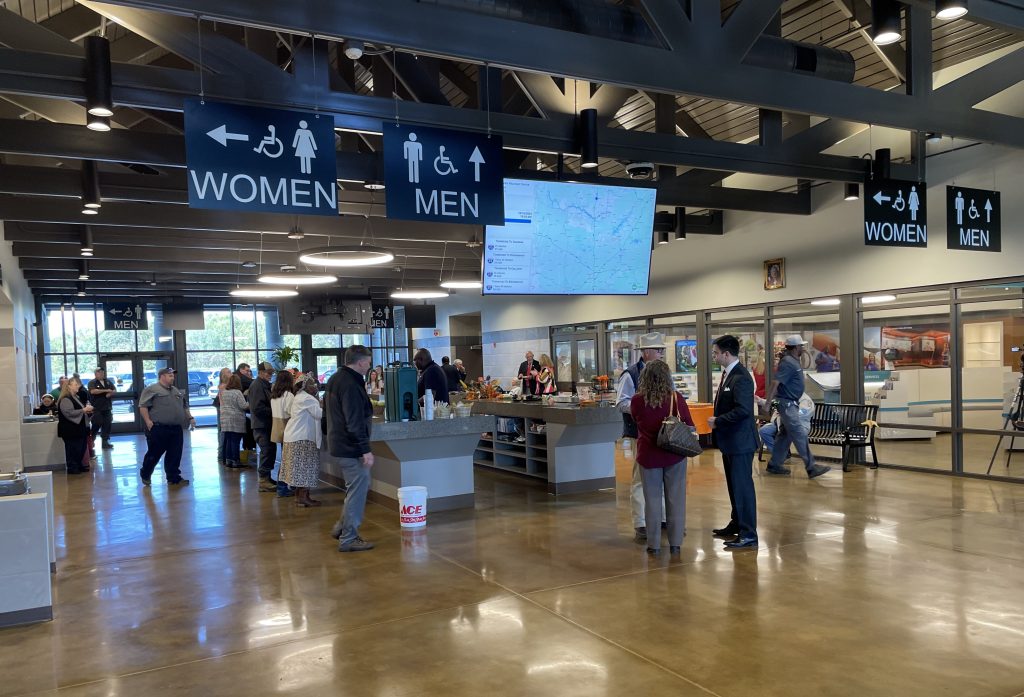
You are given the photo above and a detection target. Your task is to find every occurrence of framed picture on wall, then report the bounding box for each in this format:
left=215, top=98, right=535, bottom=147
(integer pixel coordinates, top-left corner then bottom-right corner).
left=764, top=258, right=785, bottom=290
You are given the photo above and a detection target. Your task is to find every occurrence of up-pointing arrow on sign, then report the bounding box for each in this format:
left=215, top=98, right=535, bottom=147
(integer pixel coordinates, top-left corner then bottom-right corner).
left=207, top=124, right=249, bottom=147
left=469, top=146, right=485, bottom=183
left=984, top=198, right=993, bottom=222
left=873, top=190, right=891, bottom=206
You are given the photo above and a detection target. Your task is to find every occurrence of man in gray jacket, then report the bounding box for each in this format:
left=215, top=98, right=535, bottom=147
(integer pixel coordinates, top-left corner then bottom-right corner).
left=327, top=345, right=375, bottom=552
left=249, top=362, right=277, bottom=492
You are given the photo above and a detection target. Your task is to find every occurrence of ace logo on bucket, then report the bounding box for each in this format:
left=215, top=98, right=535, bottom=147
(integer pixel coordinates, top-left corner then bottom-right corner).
left=397, top=486, right=428, bottom=528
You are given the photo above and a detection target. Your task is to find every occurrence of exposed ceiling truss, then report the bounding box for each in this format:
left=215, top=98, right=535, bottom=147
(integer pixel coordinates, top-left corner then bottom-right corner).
left=0, top=0, right=1020, bottom=302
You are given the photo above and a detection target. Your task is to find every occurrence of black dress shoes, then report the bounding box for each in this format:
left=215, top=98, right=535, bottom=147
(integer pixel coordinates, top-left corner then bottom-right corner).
left=724, top=536, right=759, bottom=550
left=712, top=526, right=739, bottom=539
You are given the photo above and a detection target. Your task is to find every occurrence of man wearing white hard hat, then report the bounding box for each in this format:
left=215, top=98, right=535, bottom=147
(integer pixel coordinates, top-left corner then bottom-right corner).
left=765, top=335, right=830, bottom=479
left=616, top=331, right=668, bottom=542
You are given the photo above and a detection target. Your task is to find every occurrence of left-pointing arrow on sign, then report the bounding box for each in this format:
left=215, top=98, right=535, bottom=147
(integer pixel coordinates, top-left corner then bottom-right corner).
left=207, top=124, right=249, bottom=147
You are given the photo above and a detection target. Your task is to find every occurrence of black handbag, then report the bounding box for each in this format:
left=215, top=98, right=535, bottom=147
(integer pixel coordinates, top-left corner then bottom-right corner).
left=656, top=393, right=703, bottom=458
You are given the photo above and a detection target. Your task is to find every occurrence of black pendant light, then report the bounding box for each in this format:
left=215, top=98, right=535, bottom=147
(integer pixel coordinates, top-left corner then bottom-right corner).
left=85, top=36, right=113, bottom=118
left=935, top=0, right=968, bottom=21
left=845, top=182, right=860, bottom=201
left=81, top=161, right=102, bottom=214
left=673, top=207, right=686, bottom=241
left=871, top=0, right=903, bottom=46
left=80, top=226, right=94, bottom=257
left=579, top=108, right=598, bottom=169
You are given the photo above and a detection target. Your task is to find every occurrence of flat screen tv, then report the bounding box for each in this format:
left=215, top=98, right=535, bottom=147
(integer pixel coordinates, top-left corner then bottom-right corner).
left=483, top=178, right=656, bottom=296
left=403, top=304, right=437, bottom=329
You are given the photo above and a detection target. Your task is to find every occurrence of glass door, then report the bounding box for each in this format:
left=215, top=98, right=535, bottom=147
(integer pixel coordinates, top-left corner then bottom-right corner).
left=552, top=333, right=600, bottom=391
left=313, top=350, right=343, bottom=387
left=99, top=352, right=172, bottom=433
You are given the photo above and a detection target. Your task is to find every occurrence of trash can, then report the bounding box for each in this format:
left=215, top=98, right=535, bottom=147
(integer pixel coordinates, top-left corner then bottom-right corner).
left=397, top=486, right=428, bottom=529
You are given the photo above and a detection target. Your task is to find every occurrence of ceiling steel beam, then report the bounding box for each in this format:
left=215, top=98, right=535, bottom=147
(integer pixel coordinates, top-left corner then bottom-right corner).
left=0, top=50, right=912, bottom=181
left=80, top=0, right=1024, bottom=148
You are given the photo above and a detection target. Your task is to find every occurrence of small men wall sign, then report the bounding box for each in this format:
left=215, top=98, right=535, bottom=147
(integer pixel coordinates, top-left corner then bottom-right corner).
left=946, top=185, right=1000, bottom=252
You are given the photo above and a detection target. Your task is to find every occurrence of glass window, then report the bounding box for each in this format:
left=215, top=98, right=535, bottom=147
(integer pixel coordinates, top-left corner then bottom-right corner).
left=707, top=321, right=764, bottom=403
left=661, top=324, right=698, bottom=400
left=771, top=312, right=841, bottom=403
left=44, top=305, right=65, bottom=353
left=957, top=284, right=1024, bottom=301
left=958, top=299, right=1024, bottom=478
left=862, top=303, right=951, bottom=471
left=185, top=309, right=233, bottom=351
left=312, top=334, right=342, bottom=349
left=606, top=327, right=646, bottom=380
left=45, top=355, right=66, bottom=390
left=232, top=306, right=257, bottom=350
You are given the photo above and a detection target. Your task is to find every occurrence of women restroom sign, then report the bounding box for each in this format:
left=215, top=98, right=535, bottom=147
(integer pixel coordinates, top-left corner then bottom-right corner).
left=184, top=99, right=338, bottom=215
left=863, top=179, right=927, bottom=247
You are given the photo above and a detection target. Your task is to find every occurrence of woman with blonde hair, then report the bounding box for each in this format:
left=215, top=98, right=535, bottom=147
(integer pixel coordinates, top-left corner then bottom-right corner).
left=57, top=376, right=94, bottom=474
left=214, top=367, right=233, bottom=466
left=535, top=354, right=557, bottom=395
left=629, top=359, right=694, bottom=555
left=218, top=375, right=249, bottom=468
left=280, top=372, right=324, bottom=507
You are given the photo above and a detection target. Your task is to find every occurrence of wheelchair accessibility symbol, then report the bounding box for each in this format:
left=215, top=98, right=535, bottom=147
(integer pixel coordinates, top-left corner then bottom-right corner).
left=433, top=146, right=459, bottom=176
left=253, top=125, right=284, bottom=158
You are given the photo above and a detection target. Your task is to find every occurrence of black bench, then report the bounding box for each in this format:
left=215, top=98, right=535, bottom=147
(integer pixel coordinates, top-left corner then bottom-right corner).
left=758, top=402, right=879, bottom=472
left=807, top=402, right=879, bottom=472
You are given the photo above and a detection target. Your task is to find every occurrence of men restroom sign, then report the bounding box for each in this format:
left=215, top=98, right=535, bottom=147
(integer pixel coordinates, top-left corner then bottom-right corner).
left=184, top=99, right=338, bottom=216
left=864, top=179, right=928, bottom=248
left=946, top=186, right=1000, bottom=252
left=383, top=123, right=504, bottom=224
left=104, top=302, right=147, bottom=331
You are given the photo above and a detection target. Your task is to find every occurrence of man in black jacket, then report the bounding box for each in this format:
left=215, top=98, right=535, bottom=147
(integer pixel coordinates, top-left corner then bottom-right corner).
left=517, top=351, right=541, bottom=395
left=249, top=362, right=278, bottom=493
left=440, top=356, right=462, bottom=394
left=327, top=345, right=375, bottom=552
left=415, top=349, right=450, bottom=405
left=708, top=335, right=760, bottom=550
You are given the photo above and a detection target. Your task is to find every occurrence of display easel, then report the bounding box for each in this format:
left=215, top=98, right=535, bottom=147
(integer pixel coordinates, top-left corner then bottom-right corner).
left=986, top=370, right=1024, bottom=475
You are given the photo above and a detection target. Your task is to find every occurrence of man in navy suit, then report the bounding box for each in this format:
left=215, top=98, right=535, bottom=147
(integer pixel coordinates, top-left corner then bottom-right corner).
left=707, top=335, right=759, bottom=550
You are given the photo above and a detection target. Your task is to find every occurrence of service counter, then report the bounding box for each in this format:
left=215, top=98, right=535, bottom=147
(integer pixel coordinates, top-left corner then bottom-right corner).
left=470, top=400, right=621, bottom=494
left=19, top=417, right=64, bottom=472
left=321, top=415, right=493, bottom=513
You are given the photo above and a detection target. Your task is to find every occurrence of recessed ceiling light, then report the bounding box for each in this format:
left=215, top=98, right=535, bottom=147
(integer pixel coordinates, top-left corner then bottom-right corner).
left=287, top=226, right=305, bottom=240
left=811, top=298, right=841, bottom=306
left=363, top=180, right=386, bottom=191
left=390, top=288, right=449, bottom=300
left=862, top=294, right=897, bottom=305
left=229, top=287, right=299, bottom=298
left=241, top=260, right=257, bottom=269
left=298, top=245, right=394, bottom=267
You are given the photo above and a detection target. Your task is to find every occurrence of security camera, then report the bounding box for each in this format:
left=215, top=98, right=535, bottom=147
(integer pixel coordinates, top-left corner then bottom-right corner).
left=343, top=39, right=364, bottom=60
left=625, top=161, right=655, bottom=179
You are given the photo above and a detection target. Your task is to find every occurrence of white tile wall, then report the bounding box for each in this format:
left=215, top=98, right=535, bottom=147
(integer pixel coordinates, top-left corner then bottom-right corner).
left=483, top=338, right=552, bottom=389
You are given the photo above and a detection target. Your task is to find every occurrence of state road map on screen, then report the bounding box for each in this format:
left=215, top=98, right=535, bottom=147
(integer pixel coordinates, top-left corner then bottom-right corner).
left=483, top=178, right=655, bottom=295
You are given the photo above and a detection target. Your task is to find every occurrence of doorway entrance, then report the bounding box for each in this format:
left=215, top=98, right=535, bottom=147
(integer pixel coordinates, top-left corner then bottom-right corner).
left=98, top=352, right=172, bottom=433
left=552, top=333, right=600, bottom=391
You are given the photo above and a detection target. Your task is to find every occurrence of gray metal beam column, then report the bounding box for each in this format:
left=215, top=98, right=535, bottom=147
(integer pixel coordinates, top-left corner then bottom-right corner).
left=949, top=290, right=963, bottom=473
left=838, top=294, right=859, bottom=404
left=696, top=311, right=710, bottom=404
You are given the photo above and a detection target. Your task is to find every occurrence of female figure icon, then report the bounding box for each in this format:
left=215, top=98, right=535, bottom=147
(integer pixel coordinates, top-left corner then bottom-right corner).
left=292, top=120, right=317, bottom=174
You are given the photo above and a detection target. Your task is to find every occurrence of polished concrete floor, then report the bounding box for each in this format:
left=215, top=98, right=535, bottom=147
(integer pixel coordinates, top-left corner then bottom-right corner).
left=5, top=428, right=1024, bottom=697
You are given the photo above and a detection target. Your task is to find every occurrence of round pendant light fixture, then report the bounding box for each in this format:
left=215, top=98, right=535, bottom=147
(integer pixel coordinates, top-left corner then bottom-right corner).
left=257, top=265, right=337, bottom=286
left=440, top=279, right=483, bottom=289
left=871, top=0, right=903, bottom=46
left=298, top=245, right=394, bottom=267
left=229, top=286, right=300, bottom=298
left=391, top=288, right=449, bottom=300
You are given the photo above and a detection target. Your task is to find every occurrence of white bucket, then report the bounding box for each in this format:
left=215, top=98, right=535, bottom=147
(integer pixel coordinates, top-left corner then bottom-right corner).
left=397, top=486, right=428, bottom=528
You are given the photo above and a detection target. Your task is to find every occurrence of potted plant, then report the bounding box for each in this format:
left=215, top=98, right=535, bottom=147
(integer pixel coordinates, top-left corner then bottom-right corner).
left=271, top=345, right=299, bottom=370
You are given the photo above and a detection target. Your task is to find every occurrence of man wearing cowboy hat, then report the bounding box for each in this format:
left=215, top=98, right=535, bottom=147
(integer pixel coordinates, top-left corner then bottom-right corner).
left=616, top=331, right=668, bottom=542
left=766, top=335, right=831, bottom=479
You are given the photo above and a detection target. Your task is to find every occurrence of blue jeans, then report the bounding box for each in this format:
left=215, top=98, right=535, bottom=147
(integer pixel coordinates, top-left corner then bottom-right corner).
left=759, top=422, right=778, bottom=453
left=335, top=457, right=370, bottom=546
left=769, top=403, right=817, bottom=472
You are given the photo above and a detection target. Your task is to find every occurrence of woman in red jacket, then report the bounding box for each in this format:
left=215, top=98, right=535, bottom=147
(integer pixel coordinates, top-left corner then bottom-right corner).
left=630, top=359, right=695, bottom=555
